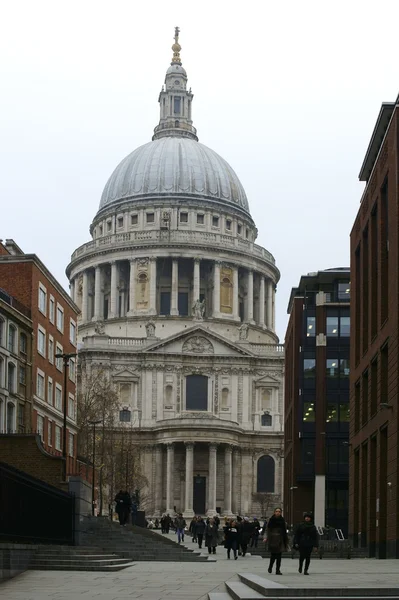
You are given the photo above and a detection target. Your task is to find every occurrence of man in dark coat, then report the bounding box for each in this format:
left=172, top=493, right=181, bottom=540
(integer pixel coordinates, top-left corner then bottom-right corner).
left=293, top=512, right=319, bottom=575
left=114, top=490, right=131, bottom=526
left=240, top=517, right=254, bottom=557
left=265, top=507, right=288, bottom=575
left=195, top=516, right=206, bottom=549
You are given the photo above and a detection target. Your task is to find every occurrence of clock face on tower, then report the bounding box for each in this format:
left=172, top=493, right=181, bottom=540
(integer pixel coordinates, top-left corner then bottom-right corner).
left=174, top=80, right=180, bottom=86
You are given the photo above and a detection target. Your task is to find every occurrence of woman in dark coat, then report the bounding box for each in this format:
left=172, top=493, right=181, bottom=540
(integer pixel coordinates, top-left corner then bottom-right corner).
left=224, top=519, right=239, bottom=560
left=293, top=512, right=319, bottom=575
left=264, top=507, right=288, bottom=575
left=240, top=517, right=254, bottom=557
left=205, top=518, right=219, bottom=554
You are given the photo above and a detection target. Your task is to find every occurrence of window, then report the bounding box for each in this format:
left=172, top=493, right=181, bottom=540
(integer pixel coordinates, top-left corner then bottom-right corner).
left=131, top=214, right=138, bottom=226
left=6, top=402, right=15, bottom=433
left=99, top=225, right=103, bottom=235
left=69, top=358, right=76, bottom=382
left=246, top=229, right=249, bottom=239
left=119, top=409, right=131, bottom=422
left=237, top=224, right=242, bottom=235
left=38, top=327, right=46, bottom=356
left=36, top=371, right=45, bottom=399
left=340, top=316, right=350, bottom=337
left=340, top=358, right=350, bottom=377
left=17, top=404, right=23, bottom=432
left=37, top=415, right=44, bottom=439
left=48, top=336, right=54, bottom=364
left=226, top=219, right=232, bottom=231
left=146, top=212, right=155, bottom=223
left=49, top=296, right=55, bottom=323
left=340, top=403, right=350, bottom=422
left=257, top=455, right=275, bottom=493
left=20, top=333, right=27, bottom=355
left=48, top=421, right=52, bottom=446
left=8, top=363, right=16, bottom=394
left=160, top=292, right=171, bottom=316
left=56, top=345, right=63, bottom=370
left=107, top=220, right=112, bottom=232
left=70, top=320, right=76, bottom=345
left=55, top=385, right=62, bottom=410
left=117, top=216, right=123, bottom=228
left=38, top=285, right=47, bottom=315
left=178, top=292, right=189, bottom=316
left=180, top=212, right=188, bottom=223
left=174, top=96, right=181, bottom=114
left=0, top=317, right=4, bottom=347
left=326, top=403, right=338, bottom=422
left=338, top=282, right=350, bottom=301
left=55, top=426, right=61, bottom=450
left=304, top=358, right=316, bottom=378
left=306, top=316, right=315, bottom=337
left=19, top=365, right=26, bottom=386
left=212, top=216, right=219, bottom=228
left=56, top=305, right=64, bottom=332
left=196, top=214, right=204, bottom=225
left=326, top=317, right=338, bottom=337
left=303, top=401, right=315, bottom=422
left=261, top=413, right=272, bottom=426
left=326, top=359, right=339, bottom=378
left=68, top=394, right=75, bottom=419
left=186, top=375, right=208, bottom=411
left=8, top=325, right=16, bottom=353
left=48, top=378, right=53, bottom=405
left=68, top=433, right=74, bottom=457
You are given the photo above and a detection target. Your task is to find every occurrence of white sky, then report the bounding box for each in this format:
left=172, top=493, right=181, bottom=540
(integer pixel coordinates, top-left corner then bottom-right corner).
left=1, top=0, right=398, bottom=340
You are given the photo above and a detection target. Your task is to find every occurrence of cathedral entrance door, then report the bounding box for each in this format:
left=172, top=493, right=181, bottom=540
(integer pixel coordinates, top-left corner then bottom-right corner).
left=193, top=476, right=206, bottom=515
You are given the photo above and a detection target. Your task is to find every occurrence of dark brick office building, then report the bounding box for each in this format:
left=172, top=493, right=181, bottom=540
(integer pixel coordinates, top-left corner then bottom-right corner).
left=284, top=269, right=350, bottom=535
left=349, top=94, right=399, bottom=558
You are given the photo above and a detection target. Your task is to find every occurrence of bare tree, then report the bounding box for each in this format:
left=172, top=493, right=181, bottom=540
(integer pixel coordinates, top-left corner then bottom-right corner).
left=252, top=492, right=280, bottom=519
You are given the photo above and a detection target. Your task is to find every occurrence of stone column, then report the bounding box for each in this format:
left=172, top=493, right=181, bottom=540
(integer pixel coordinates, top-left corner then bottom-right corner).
left=184, top=442, right=194, bottom=517
left=193, top=258, right=200, bottom=304
left=127, top=259, right=136, bottom=316
left=247, top=269, right=254, bottom=323
left=266, top=279, right=273, bottom=329
left=232, top=267, right=239, bottom=320
left=93, top=265, right=102, bottom=321
left=109, top=261, right=118, bottom=319
left=81, top=271, right=89, bottom=322
left=259, top=276, right=265, bottom=328
left=207, top=443, right=217, bottom=516
left=232, top=448, right=240, bottom=515
left=70, top=279, right=75, bottom=303
left=213, top=262, right=221, bottom=318
left=166, top=443, right=175, bottom=513
left=170, top=259, right=179, bottom=316
left=272, top=285, right=276, bottom=332
left=224, top=445, right=233, bottom=515
left=154, top=444, right=163, bottom=516
left=149, top=258, right=157, bottom=315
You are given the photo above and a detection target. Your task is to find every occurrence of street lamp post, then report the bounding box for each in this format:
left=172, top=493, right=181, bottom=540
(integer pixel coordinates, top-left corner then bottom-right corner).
left=55, top=352, right=77, bottom=481
left=89, top=420, right=101, bottom=516
left=289, top=486, right=298, bottom=529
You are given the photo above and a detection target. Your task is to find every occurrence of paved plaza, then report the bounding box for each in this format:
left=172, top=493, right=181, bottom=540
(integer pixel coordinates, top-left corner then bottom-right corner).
left=1, top=533, right=399, bottom=600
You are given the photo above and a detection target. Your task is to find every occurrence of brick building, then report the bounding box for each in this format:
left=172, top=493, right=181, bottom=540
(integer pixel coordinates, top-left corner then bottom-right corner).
left=0, top=239, right=79, bottom=458
left=284, top=269, right=350, bottom=535
left=349, top=94, right=399, bottom=558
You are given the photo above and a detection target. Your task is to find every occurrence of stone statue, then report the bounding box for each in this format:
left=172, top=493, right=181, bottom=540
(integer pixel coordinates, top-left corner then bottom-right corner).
left=183, top=336, right=214, bottom=354
left=94, top=320, right=105, bottom=335
left=145, top=319, right=156, bottom=338
left=238, top=323, right=249, bottom=341
left=192, top=298, right=205, bottom=320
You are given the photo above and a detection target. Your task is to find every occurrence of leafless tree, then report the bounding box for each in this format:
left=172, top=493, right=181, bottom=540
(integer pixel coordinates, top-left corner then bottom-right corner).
left=252, top=492, right=280, bottom=519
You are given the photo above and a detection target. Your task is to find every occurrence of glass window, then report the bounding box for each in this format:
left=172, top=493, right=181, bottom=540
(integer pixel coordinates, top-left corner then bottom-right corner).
left=69, top=358, right=76, bottom=382
left=340, top=316, right=350, bottom=337
left=186, top=375, right=208, bottom=411
left=48, top=337, right=54, bottom=364
left=0, top=317, right=4, bottom=347
left=55, top=426, right=61, bottom=450
left=261, top=413, right=272, bottom=426
left=146, top=212, right=155, bottom=223
left=306, top=316, right=315, bottom=337
left=340, top=403, right=350, bottom=422
left=226, top=219, right=232, bottom=231
left=107, top=221, right=112, bottom=232
left=338, top=282, right=350, bottom=300
left=237, top=224, right=242, bottom=235
left=20, top=333, right=27, bottom=355
left=131, top=214, right=138, bottom=225
left=7, top=363, right=16, bottom=393
left=56, top=345, right=63, bottom=370
left=56, top=306, right=64, bottom=332
left=68, top=433, right=74, bottom=457
left=160, top=292, right=171, bottom=316
left=326, top=317, right=339, bottom=336
left=180, top=212, right=188, bottom=223
left=303, top=401, right=315, bottom=422
left=68, top=395, right=75, bottom=419
left=174, top=96, right=181, bottom=114
left=55, top=385, right=62, bottom=410
left=326, top=359, right=339, bottom=378
left=178, top=292, right=189, bottom=316
left=117, top=216, right=123, bottom=228
left=48, top=421, right=52, bottom=446
left=8, top=325, right=16, bottom=353
left=304, top=358, right=316, bottom=378
left=48, top=379, right=53, bottom=405
left=257, top=455, right=275, bottom=492
left=119, top=409, right=131, bottom=422
left=37, top=372, right=45, bottom=399
left=197, top=214, right=204, bottom=225
left=37, top=415, right=44, bottom=439
left=340, top=358, right=350, bottom=377
left=19, top=365, right=26, bottom=386
left=49, top=297, right=55, bottom=323
left=326, top=403, right=338, bottom=422
left=70, top=320, right=76, bottom=345
left=38, top=287, right=47, bottom=314
left=6, top=402, right=15, bottom=432
left=212, top=216, right=219, bottom=227
left=38, top=328, right=46, bottom=356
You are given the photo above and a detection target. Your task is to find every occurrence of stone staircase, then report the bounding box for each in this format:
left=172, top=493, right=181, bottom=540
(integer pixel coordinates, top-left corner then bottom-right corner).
left=208, top=572, right=399, bottom=600
left=29, top=546, right=134, bottom=572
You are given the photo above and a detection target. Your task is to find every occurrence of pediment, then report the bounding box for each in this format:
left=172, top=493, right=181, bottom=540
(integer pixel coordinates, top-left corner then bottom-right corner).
left=144, top=325, right=253, bottom=357
left=255, top=373, right=281, bottom=387
left=112, top=367, right=139, bottom=380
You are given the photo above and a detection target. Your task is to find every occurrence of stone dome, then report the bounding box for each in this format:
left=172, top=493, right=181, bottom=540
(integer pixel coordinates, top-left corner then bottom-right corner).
left=99, top=136, right=250, bottom=214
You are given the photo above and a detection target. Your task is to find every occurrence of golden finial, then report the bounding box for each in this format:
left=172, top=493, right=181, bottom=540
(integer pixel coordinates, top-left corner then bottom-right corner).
left=171, top=26, right=182, bottom=65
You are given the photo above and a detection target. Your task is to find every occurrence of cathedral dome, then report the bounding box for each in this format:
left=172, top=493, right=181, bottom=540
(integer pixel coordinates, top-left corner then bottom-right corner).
left=99, top=136, right=250, bottom=214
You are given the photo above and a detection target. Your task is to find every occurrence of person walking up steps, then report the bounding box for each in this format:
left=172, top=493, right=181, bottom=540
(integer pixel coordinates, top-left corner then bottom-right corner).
left=205, top=517, right=218, bottom=555
left=264, top=507, right=288, bottom=575
left=175, top=513, right=186, bottom=544
left=293, top=512, right=319, bottom=575
left=195, top=516, right=206, bottom=549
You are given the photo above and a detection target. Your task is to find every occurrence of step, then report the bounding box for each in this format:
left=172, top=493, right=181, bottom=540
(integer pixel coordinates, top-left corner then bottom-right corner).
left=238, top=573, right=286, bottom=595
left=225, top=581, right=267, bottom=600
left=29, top=562, right=135, bottom=572
left=208, top=594, right=232, bottom=600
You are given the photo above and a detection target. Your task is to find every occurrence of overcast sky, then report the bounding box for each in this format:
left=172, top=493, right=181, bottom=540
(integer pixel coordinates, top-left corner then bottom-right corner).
left=1, top=0, right=398, bottom=340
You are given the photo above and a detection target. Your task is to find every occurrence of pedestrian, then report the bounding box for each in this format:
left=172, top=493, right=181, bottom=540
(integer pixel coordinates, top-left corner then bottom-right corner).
left=164, top=513, right=171, bottom=534
left=205, top=517, right=218, bottom=555
left=195, top=516, right=206, bottom=549
left=293, top=512, right=319, bottom=575
left=175, top=513, right=186, bottom=544
left=240, top=517, right=253, bottom=557
left=236, top=516, right=243, bottom=555
left=224, top=519, right=239, bottom=560
left=214, top=514, right=220, bottom=529
left=189, top=516, right=198, bottom=542
left=250, top=518, right=261, bottom=548
left=114, top=489, right=132, bottom=526
left=264, top=507, right=288, bottom=575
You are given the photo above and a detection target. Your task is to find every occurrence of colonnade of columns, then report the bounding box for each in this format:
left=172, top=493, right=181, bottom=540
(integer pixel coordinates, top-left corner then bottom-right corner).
left=71, top=257, right=275, bottom=330
left=153, top=441, right=235, bottom=517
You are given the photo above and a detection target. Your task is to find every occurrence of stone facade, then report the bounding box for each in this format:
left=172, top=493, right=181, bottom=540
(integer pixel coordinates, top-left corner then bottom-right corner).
left=67, top=29, right=284, bottom=517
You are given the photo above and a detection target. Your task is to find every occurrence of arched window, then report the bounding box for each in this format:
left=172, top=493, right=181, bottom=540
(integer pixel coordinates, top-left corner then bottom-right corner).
left=20, top=332, right=27, bottom=355
left=7, top=363, right=16, bottom=394
left=0, top=317, right=4, bottom=348
left=8, top=325, right=16, bottom=353
left=261, top=413, right=272, bottom=426
left=257, top=455, right=275, bottom=493
left=0, top=357, right=3, bottom=389
left=6, top=401, right=15, bottom=433
left=221, top=387, right=229, bottom=408
left=186, top=375, right=208, bottom=411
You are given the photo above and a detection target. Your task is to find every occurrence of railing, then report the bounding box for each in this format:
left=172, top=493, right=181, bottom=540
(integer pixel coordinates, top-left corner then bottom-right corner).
left=248, top=343, right=285, bottom=354
left=0, top=461, right=75, bottom=544
left=71, top=230, right=276, bottom=265
left=0, top=288, right=31, bottom=318
left=108, top=337, right=147, bottom=346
